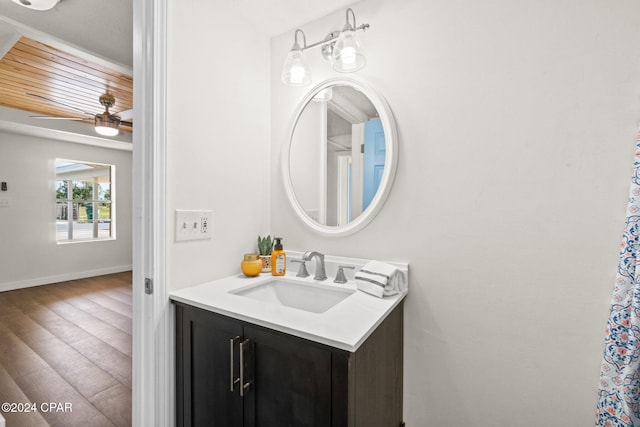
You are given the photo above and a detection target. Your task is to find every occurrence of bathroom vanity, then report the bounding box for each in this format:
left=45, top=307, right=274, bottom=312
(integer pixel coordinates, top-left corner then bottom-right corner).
left=171, top=263, right=407, bottom=427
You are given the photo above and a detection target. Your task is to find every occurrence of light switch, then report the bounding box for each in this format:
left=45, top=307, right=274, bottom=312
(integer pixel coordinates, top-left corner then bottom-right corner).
left=175, top=210, right=212, bottom=242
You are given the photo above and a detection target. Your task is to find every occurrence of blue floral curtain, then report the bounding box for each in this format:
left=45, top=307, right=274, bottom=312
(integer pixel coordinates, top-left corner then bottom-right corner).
left=597, top=134, right=640, bottom=426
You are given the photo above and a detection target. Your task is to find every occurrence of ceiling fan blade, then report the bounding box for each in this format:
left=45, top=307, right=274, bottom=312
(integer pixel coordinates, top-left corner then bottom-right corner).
left=120, top=120, right=133, bottom=127
left=116, top=109, right=133, bottom=120
left=30, top=116, right=89, bottom=120
left=27, top=93, right=95, bottom=116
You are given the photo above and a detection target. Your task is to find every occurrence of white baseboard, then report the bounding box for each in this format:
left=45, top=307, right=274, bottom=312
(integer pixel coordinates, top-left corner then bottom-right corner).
left=0, top=265, right=133, bottom=292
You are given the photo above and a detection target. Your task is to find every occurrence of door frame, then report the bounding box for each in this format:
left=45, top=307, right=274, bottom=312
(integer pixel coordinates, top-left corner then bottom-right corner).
left=132, top=0, right=172, bottom=425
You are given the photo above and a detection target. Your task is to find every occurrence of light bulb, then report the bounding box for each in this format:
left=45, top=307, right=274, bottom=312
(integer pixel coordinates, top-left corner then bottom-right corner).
left=312, top=88, right=333, bottom=102
left=289, top=64, right=307, bottom=85
left=338, top=47, right=357, bottom=68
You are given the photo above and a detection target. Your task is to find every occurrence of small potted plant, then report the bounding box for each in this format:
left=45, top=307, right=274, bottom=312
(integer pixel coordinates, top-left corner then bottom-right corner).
left=257, top=235, right=273, bottom=273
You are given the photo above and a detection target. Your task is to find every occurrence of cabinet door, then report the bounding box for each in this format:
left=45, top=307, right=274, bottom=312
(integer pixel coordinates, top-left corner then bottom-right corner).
left=243, top=325, right=334, bottom=427
left=177, top=305, right=244, bottom=427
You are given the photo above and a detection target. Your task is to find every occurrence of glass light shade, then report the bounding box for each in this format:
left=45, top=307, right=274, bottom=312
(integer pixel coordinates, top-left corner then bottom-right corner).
left=95, top=114, right=119, bottom=136
left=281, top=49, right=311, bottom=86
left=332, top=29, right=366, bottom=73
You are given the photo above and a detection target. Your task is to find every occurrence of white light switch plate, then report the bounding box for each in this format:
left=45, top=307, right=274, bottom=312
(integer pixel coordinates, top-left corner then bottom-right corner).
left=0, top=198, right=10, bottom=208
left=175, top=210, right=212, bottom=242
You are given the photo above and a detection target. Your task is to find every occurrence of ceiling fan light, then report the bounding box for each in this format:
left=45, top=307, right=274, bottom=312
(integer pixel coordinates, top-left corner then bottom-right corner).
left=11, top=0, right=60, bottom=10
left=95, top=113, right=119, bottom=137
left=95, top=125, right=119, bottom=137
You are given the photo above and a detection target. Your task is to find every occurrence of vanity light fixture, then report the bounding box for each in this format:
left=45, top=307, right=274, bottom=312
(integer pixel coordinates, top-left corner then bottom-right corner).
left=281, top=8, right=369, bottom=86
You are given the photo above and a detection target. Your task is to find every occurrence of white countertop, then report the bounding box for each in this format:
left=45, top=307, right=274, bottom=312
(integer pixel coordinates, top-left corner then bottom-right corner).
left=170, top=272, right=407, bottom=352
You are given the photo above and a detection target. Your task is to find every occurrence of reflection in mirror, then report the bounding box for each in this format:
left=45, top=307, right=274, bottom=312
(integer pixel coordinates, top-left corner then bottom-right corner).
left=289, top=85, right=385, bottom=227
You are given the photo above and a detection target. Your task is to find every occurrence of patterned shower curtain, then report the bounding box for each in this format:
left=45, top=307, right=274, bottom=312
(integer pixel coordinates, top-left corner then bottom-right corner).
left=597, top=134, right=640, bottom=427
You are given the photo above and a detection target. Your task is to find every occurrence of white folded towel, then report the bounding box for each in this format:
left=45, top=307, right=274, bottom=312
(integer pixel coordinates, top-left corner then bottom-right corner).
left=355, top=260, right=407, bottom=298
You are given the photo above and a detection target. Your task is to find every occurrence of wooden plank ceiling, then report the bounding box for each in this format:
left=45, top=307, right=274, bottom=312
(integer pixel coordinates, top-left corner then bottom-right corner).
left=0, top=36, right=133, bottom=133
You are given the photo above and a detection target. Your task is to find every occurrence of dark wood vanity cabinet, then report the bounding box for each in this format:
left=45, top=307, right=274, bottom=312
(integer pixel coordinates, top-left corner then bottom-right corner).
left=175, top=301, right=404, bottom=427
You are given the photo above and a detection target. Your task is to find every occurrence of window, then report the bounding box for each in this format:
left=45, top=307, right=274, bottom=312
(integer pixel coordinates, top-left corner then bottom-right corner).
left=55, top=160, right=115, bottom=242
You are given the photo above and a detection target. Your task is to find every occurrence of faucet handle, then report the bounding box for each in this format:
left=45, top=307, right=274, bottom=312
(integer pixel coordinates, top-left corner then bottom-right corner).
left=334, top=266, right=355, bottom=284
left=291, top=259, right=309, bottom=278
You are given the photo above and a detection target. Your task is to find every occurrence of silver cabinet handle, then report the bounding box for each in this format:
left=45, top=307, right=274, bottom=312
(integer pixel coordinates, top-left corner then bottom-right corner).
left=239, top=339, right=253, bottom=396
left=229, top=336, right=240, bottom=392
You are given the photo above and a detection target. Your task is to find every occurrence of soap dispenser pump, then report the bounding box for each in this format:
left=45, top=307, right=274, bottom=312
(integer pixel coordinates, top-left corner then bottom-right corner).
left=271, top=237, right=286, bottom=276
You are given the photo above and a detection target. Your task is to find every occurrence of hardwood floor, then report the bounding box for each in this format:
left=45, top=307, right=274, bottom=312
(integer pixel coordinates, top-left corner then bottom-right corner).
left=0, top=272, right=132, bottom=427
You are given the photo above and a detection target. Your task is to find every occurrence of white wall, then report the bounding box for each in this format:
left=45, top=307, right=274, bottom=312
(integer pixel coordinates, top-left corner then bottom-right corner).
left=271, top=1, right=640, bottom=425
left=166, top=0, right=271, bottom=290
left=0, top=131, right=132, bottom=290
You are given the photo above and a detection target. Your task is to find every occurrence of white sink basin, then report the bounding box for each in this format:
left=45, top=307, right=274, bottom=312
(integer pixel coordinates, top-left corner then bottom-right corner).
left=229, top=278, right=355, bottom=314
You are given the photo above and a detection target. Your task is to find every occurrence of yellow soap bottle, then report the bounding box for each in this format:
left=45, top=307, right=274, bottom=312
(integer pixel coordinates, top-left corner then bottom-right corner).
left=271, top=237, right=286, bottom=276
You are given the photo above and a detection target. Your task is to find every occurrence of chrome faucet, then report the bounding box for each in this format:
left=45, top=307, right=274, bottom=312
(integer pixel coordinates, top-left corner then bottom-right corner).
left=301, top=251, right=327, bottom=281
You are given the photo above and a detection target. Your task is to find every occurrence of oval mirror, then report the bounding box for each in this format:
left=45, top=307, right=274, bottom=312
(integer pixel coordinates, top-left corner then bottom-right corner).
left=282, top=78, right=398, bottom=236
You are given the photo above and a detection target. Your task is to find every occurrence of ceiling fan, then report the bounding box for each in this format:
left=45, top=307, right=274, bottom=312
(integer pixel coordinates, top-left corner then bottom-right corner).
left=29, top=92, right=133, bottom=137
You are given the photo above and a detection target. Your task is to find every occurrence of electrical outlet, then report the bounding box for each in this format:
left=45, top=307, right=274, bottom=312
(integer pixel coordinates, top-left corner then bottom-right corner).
left=175, top=210, right=212, bottom=241
left=201, top=216, right=209, bottom=234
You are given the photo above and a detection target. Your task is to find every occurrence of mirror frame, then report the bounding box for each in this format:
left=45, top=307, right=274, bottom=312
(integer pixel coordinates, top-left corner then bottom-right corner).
left=282, top=77, right=398, bottom=236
